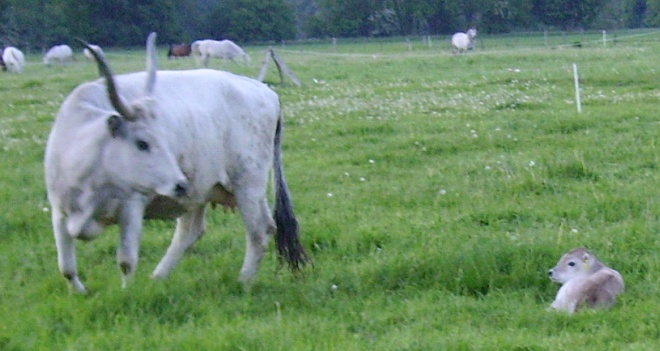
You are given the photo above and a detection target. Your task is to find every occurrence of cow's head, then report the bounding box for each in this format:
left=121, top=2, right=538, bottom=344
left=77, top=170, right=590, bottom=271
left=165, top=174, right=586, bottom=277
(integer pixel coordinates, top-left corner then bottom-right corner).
left=79, top=33, right=188, bottom=199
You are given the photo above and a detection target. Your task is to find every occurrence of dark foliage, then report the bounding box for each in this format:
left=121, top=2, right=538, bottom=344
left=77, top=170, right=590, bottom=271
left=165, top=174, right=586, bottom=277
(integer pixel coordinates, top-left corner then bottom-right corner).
left=0, top=0, right=654, bottom=49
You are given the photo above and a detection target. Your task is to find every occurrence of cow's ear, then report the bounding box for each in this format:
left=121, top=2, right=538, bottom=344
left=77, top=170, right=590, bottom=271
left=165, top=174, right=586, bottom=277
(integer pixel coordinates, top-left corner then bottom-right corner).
left=107, top=115, right=126, bottom=138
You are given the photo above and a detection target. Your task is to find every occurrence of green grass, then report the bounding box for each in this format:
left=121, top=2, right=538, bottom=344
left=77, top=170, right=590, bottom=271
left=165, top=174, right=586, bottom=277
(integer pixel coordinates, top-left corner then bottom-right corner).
left=1, top=29, right=659, bottom=350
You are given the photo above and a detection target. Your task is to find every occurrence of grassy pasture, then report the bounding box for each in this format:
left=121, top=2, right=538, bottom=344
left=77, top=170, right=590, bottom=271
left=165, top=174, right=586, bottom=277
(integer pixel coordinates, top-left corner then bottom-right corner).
left=0, top=30, right=659, bottom=350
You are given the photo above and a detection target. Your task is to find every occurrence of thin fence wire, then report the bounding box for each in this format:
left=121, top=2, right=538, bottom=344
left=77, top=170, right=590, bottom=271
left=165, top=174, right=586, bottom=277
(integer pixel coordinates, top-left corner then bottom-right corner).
left=273, top=29, right=660, bottom=59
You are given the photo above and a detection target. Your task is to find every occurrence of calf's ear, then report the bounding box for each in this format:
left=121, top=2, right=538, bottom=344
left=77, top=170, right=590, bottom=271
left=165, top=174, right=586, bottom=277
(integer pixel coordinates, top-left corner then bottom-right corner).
left=107, top=115, right=126, bottom=138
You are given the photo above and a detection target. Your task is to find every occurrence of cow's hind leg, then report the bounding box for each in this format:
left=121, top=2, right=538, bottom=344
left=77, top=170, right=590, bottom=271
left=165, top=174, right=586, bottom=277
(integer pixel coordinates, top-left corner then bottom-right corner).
left=236, top=191, right=276, bottom=285
left=152, top=205, right=206, bottom=279
left=52, top=209, right=86, bottom=293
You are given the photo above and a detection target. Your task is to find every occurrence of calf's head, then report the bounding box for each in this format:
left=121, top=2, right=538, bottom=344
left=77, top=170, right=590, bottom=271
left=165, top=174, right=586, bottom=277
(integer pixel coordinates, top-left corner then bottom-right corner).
left=548, top=248, right=595, bottom=284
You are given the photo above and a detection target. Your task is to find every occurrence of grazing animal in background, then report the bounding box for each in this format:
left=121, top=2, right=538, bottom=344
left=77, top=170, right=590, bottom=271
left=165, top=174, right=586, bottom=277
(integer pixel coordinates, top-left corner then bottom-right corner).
left=190, top=39, right=206, bottom=66
left=190, top=40, right=204, bottom=56
left=2, top=46, right=25, bottom=73
left=44, top=44, right=73, bottom=66
left=45, top=33, right=308, bottom=293
left=0, top=49, right=5, bottom=71
left=83, top=44, right=104, bottom=60
left=196, top=39, right=250, bottom=67
left=167, top=43, right=191, bottom=59
left=548, top=247, right=624, bottom=314
left=451, top=28, right=477, bottom=54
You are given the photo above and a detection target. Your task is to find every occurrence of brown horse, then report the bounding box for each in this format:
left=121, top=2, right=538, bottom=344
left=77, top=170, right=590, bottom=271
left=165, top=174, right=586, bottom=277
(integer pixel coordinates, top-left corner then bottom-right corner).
left=167, top=43, right=191, bottom=59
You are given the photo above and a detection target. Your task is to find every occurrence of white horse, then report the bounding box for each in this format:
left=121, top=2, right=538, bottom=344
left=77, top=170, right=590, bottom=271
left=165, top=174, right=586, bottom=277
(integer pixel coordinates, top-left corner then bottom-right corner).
left=196, top=39, right=250, bottom=67
left=451, top=28, right=477, bottom=54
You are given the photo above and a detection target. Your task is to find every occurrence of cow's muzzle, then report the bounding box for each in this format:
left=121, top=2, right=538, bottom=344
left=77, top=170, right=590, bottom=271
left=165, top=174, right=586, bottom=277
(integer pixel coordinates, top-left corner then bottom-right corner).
left=174, top=182, right=188, bottom=198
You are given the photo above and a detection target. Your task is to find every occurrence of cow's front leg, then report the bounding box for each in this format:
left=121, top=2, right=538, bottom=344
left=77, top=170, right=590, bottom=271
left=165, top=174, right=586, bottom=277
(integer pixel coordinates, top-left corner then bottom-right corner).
left=152, top=205, right=206, bottom=279
left=116, top=199, right=146, bottom=289
left=52, top=209, right=87, bottom=293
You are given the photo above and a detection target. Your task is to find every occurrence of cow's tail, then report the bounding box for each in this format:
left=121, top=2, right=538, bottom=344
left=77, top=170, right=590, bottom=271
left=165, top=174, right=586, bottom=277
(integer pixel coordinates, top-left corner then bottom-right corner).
left=273, top=112, right=309, bottom=271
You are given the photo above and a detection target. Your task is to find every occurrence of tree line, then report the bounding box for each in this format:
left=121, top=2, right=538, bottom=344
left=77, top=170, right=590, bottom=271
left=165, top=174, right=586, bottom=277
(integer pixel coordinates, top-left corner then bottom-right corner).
left=1, top=0, right=658, bottom=50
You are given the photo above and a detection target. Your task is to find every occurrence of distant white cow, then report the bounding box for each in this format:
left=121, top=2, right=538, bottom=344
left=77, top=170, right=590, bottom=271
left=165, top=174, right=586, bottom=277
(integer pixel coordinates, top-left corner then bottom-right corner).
left=45, top=33, right=308, bottom=293
left=83, top=44, right=104, bottom=60
left=2, top=46, right=25, bottom=73
left=451, top=28, right=477, bottom=54
left=197, top=39, right=250, bottom=67
left=44, top=44, right=73, bottom=66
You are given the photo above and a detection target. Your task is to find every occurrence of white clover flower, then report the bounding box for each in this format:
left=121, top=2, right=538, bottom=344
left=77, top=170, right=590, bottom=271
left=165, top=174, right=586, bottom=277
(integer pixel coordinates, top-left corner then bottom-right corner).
left=439, top=189, right=447, bottom=195
left=529, top=161, right=536, bottom=167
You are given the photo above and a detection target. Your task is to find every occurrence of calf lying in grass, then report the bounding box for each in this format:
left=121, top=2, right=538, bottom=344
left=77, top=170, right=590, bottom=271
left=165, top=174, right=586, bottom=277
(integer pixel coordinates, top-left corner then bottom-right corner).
left=548, top=247, right=624, bottom=314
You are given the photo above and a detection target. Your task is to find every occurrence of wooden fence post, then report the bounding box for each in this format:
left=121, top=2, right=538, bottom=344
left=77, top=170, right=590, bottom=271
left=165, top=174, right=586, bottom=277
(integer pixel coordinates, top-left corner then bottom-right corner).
left=257, top=48, right=301, bottom=87
left=256, top=49, right=271, bottom=82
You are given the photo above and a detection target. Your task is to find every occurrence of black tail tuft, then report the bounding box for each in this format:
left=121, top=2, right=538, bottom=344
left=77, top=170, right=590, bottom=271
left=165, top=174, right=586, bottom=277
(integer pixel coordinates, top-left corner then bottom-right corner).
left=273, top=116, right=309, bottom=271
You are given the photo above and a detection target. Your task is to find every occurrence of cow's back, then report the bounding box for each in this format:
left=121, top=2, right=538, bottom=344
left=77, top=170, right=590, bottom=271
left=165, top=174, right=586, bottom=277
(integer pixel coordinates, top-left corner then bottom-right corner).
left=131, top=69, right=279, bottom=145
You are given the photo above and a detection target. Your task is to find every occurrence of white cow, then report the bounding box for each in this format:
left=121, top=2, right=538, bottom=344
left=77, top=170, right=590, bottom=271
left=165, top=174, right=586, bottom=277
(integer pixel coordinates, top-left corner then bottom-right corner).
left=451, top=28, right=477, bottom=54
left=197, top=39, right=250, bottom=67
left=2, top=46, right=25, bottom=73
left=83, top=44, right=104, bottom=60
left=44, top=44, right=73, bottom=66
left=45, top=33, right=308, bottom=293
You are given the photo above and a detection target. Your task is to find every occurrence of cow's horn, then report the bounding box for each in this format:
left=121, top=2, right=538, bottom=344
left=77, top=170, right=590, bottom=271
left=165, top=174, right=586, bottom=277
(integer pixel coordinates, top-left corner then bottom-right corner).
left=145, top=32, right=157, bottom=95
left=75, top=38, right=134, bottom=120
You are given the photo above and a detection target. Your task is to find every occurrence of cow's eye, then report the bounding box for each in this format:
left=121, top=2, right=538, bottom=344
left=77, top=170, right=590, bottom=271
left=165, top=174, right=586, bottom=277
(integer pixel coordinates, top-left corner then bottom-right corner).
left=568, top=261, right=576, bottom=267
left=135, top=139, right=150, bottom=152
